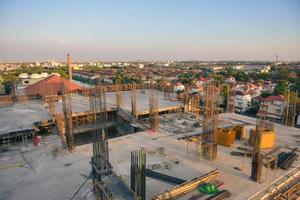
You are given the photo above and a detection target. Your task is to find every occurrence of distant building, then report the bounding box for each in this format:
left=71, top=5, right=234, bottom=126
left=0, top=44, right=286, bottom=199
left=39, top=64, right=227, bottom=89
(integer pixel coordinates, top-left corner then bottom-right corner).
left=243, top=64, right=271, bottom=73
left=174, top=83, right=185, bottom=92
left=25, top=74, right=83, bottom=96
left=232, top=65, right=245, bottom=70
left=234, top=91, right=252, bottom=113
left=225, top=76, right=236, bottom=84
left=18, top=73, right=47, bottom=86
left=196, top=77, right=206, bottom=86
left=233, top=83, right=262, bottom=113
left=208, top=66, right=224, bottom=72
left=139, top=64, right=145, bottom=69
left=258, top=95, right=286, bottom=121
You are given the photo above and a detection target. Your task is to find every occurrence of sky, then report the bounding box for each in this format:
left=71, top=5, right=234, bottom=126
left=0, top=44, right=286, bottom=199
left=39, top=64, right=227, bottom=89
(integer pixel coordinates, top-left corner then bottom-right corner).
left=0, top=0, right=300, bottom=62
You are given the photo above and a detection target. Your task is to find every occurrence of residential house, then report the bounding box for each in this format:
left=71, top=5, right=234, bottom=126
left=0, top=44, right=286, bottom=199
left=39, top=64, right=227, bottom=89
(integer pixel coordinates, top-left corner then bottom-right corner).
left=258, top=95, right=286, bottom=121
left=234, top=91, right=252, bottom=113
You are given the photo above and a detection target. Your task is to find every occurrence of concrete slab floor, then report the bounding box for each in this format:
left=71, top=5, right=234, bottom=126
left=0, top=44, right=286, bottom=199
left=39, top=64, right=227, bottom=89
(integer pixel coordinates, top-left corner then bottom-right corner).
left=55, top=89, right=181, bottom=114
left=0, top=100, right=52, bottom=135
left=0, top=113, right=299, bottom=200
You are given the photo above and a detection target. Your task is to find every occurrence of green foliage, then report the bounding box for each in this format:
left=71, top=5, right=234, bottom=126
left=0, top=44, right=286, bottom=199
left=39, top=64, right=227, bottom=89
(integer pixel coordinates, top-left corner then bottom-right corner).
left=2, top=74, right=18, bottom=84
left=274, top=80, right=288, bottom=96
left=234, top=71, right=249, bottom=82
left=261, top=91, right=272, bottom=98
left=4, top=82, right=12, bottom=94
left=221, top=84, right=229, bottom=108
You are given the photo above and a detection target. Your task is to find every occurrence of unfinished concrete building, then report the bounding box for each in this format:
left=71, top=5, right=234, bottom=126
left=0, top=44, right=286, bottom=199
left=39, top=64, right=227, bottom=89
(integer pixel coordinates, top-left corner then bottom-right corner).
left=1, top=80, right=299, bottom=200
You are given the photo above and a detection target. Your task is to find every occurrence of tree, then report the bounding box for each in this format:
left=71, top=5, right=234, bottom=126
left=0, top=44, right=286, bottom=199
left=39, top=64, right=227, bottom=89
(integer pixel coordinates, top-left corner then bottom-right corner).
left=274, top=80, right=288, bottom=96
left=221, top=84, right=229, bottom=109
left=261, top=91, right=272, bottom=98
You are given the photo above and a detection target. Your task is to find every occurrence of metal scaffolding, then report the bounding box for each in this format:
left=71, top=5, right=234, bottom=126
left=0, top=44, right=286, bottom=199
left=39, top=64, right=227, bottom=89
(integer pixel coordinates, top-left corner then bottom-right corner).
left=227, top=83, right=235, bottom=113
left=202, top=83, right=218, bottom=160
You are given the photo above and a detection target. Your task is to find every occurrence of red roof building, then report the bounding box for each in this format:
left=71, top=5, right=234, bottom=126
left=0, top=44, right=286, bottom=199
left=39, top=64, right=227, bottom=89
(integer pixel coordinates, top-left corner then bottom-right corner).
left=258, top=95, right=286, bottom=120
left=25, top=75, right=83, bottom=96
left=263, top=95, right=285, bottom=102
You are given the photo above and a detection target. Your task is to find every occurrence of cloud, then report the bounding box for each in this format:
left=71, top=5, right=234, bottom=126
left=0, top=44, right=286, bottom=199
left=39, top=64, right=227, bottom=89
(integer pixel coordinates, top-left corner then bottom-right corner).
left=33, top=31, right=70, bottom=45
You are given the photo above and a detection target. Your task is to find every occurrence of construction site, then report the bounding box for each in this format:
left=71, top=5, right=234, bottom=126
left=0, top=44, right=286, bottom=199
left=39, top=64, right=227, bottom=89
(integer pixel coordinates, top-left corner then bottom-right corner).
left=0, top=57, right=299, bottom=200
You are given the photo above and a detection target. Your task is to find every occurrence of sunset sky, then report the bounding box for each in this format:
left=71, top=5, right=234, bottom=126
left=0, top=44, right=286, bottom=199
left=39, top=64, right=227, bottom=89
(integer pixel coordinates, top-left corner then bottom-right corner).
left=0, top=0, right=300, bottom=61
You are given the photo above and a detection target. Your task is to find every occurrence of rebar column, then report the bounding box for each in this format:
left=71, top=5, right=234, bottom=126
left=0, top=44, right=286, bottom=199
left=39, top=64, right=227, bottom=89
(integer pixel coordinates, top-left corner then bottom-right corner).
left=131, top=149, right=146, bottom=200
left=131, top=82, right=137, bottom=116
left=149, top=81, right=159, bottom=133
left=61, top=80, right=75, bottom=152
left=202, top=83, right=218, bottom=160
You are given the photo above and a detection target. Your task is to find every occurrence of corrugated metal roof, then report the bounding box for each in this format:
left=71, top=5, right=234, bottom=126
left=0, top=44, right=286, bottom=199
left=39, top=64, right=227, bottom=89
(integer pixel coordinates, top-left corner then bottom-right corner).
left=25, top=74, right=83, bottom=96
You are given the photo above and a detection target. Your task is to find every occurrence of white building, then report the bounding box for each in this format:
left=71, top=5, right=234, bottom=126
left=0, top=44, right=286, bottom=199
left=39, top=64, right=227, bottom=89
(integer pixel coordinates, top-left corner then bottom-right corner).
left=258, top=95, right=286, bottom=120
left=174, top=83, right=185, bottom=92
left=18, top=73, right=49, bottom=86
left=234, top=91, right=252, bottom=113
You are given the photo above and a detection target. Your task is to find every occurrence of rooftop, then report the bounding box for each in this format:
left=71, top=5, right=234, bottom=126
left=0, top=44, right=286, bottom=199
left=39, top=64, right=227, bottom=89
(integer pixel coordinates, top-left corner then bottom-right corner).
left=0, top=100, right=51, bottom=136
left=0, top=113, right=299, bottom=200
left=55, top=89, right=181, bottom=114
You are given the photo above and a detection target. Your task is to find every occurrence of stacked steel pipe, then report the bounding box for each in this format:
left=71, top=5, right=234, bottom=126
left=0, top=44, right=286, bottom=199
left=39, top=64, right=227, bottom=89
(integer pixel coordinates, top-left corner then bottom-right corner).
left=153, top=170, right=220, bottom=200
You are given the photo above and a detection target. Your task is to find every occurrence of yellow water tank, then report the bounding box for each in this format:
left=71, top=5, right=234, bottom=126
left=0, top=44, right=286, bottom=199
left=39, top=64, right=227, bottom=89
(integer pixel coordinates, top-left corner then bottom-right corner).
left=216, top=128, right=236, bottom=147
left=234, top=125, right=246, bottom=140
left=249, top=128, right=276, bottom=149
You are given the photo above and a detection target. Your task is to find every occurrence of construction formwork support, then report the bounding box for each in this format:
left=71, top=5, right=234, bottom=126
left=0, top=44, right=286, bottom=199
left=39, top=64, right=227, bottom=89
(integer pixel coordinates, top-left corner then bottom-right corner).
left=202, top=83, right=218, bottom=160
left=61, top=80, right=75, bottom=152
left=131, top=149, right=146, bottom=200
left=149, top=81, right=159, bottom=133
